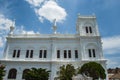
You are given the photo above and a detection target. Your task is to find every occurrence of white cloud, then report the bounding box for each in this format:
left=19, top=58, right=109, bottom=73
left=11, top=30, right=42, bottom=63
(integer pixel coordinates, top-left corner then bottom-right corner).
left=36, top=1, right=67, bottom=23
left=102, top=35, right=120, bottom=54
left=107, top=57, right=120, bottom=68
left=0, top=13, right=14, bottom=48
left=108, top=59, right=118, bottom=66
left=0, top=13, right=40, bottom=49
left=26, top=0, right=45, bottom=7
left=15, top=26, right=40, bottom=34
left=26, top=0, right=67, bottom=23
left=19, top=30, right=39, bottom=34
left=0, top=14, right=13, bottom=30
left=0, top=12, right=40, bottom=50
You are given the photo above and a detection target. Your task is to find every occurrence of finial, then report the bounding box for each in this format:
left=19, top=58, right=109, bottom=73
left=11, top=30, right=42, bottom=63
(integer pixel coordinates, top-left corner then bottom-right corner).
left=9, top=19, right=15, bottom=34
left=52, top=19, right=57, bottom=34
left=78, top=13, right=80, bottom=16
left=53, top=19, right=56, bottom=26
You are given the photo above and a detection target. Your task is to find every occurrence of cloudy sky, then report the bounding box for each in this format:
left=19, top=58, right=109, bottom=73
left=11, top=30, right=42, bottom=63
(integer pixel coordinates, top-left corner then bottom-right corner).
left=0, top=0, right=120, bottom=68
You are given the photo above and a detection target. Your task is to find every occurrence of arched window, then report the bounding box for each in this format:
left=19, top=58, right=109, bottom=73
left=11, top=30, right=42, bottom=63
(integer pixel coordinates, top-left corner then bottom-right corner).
left=85, top=43, right=98, bottom=58
left=8, top=68, right=17, bottom=79
left=22, top=69, right=30, bottom=79
left=88, top=49, right=96, bottom=57
left=85, top=26, right=92, bottom=34
left=39, top=50, right=47, bottom=58
left=26, top=50, right=34, bottom=58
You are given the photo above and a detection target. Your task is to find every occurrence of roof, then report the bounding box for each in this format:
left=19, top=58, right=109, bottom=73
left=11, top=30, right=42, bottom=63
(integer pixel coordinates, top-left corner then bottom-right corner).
left=109, top=73, right=120, bottom=79
left=7, top=34, right=101, bottom=39
left=108, top=68, right=120, bottom=74
left=7, top=34, right=77, bottom=39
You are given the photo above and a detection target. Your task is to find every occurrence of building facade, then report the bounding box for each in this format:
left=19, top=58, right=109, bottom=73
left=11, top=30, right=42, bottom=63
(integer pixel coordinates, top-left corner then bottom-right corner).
left=0, top=14, right=107, bottom=80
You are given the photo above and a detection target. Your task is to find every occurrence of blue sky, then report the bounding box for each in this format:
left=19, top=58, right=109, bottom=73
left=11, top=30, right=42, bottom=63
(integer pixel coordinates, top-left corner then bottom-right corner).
left=0, top=0, right=120, bottom=68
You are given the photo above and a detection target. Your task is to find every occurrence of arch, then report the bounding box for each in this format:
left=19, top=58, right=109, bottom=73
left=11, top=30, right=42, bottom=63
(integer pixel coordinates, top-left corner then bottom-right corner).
left=26, top=46, right=35, bottom=50
left=39, top=46, right=47, bottom=50
left=22, top=69, right=30, bottom=79
left=85, top=43, right=98, bottom=49
left=8, top=68, right=17, bottom=79
left=83, top=21, right=94, bottom=27
left=13, top=46, right=21, bottom=49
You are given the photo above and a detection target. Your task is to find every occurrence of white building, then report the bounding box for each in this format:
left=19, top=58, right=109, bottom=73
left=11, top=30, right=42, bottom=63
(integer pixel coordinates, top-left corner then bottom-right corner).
left=0, top=14, right=107, bottom=80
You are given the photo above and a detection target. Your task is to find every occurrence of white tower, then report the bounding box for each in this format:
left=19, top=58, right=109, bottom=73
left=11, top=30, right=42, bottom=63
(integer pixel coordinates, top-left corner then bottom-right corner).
left=76, top=14, right=100, bottom=36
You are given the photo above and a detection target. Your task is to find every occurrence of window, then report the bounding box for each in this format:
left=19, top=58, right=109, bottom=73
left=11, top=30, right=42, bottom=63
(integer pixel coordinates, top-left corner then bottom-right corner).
left=75, top=50, right=78, bottom=58
left=44, top=50, right=47, bottom=58
left=39, top=50, right=47, bottom=58
left=85, top=26, right=92, bottom=34
left=64, top=50, right=67, bottom=58
left=56, top=71, right=60, bottom=75
left=8, top=68, right=17, bottom=79
left=26, top=50, right=29, bottom=58
left=30, top=50, right=33, bottom=58
left=13, top=50, right=20, bottom=58
left=17, top=50, right=20, bottom=58
left=92, top=49, right=96, bottom=57
left=22, top=69, right=30, bottom=79
left=39, top=50, right=42, bottom=58
left=85, top=27, right=88, bottom=33
left=88, top=49, right=92, bottom=57
left=13, top=50, right=16, bottom=58
left=88, top=49, right=96, bottom=58
left=26, top=50, right=33, bottom=58
left=57, top=50, right=60, bottom=58
left=62, top=50, right=72, bottom=59
left=68, top=50, right=71, bottom=58
left=89, top=27, right=92, bottom=33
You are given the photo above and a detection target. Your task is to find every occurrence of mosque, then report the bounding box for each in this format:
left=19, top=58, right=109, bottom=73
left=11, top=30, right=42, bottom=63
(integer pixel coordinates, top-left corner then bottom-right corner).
left=0, top=14, right=107, bottom=80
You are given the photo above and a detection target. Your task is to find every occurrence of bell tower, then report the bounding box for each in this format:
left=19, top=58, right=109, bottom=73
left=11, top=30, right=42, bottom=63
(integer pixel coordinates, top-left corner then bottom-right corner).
left=76, top=14, right=100, bottom=36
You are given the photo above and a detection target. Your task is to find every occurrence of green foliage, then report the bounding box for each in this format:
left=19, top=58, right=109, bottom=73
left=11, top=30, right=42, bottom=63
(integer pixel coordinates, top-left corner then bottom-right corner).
left=80, top=62, right=106, bottom=80
left=24, top=68, right=50, bottom=80
left=58, top=64, right=75, bottom=80
left=0, top=64, right=5, bottom=80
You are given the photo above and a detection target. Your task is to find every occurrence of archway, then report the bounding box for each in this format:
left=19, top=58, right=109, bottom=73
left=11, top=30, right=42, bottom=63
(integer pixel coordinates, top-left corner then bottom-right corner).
left=22, top=69, right=30, bottom=79
left=8, top=68, right=17, bottom=79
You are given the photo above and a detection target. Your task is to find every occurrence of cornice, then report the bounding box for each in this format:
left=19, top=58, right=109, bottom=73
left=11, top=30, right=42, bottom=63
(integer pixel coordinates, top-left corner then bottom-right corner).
left=7, top=34, right=80, bottom=40
left=0, top=59, right=82, bottom=63
left=78, top=15, right=96, bottom=19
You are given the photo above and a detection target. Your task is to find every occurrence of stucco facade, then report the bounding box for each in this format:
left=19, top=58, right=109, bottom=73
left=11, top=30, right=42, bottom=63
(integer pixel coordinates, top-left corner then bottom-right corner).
left=0, top=15, right=107, bottom=80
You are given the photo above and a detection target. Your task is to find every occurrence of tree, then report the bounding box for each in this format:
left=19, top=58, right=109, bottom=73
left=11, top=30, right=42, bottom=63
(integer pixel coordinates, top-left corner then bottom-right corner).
left=79, top=62, right=106, bottom=80
left=24, top=68, right=50, bottom=80
left=0, top=64, right=5, bottom=80
left=58, top=64, right=76, bottom=80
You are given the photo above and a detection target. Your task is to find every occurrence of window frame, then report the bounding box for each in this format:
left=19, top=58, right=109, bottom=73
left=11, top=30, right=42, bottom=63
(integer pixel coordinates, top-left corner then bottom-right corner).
left=8, top=68, right=17, bottom=79
left=57, top=50, right=60, bottom=58
left=13, top=50, right=16, bottom=58
left=64, top=50, right=67, bottom=58
left=68, top=50, right=71, bottom=58
left=75, top=50, right=78, bottom=58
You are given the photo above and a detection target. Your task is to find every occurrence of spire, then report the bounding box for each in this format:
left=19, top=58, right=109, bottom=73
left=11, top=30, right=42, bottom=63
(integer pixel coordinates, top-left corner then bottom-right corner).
left=52, top=19, right=57, bottom=34
left=9, top=19, right=15, bottom=34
